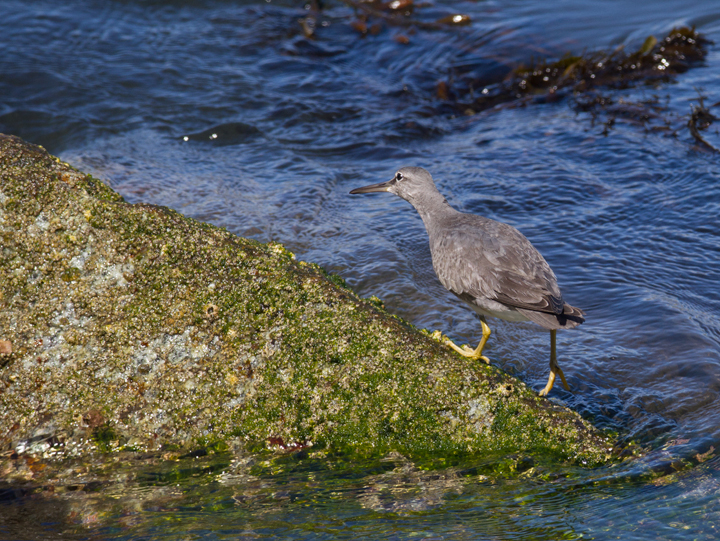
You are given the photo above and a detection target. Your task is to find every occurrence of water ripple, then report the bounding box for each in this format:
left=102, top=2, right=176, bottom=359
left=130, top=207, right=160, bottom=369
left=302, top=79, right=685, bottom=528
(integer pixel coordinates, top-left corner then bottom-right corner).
left=3, top=0, right=720, bottom=536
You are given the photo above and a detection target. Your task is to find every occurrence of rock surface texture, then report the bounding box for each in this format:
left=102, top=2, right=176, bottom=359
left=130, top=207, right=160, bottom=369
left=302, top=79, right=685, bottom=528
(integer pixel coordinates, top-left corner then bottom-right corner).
left=0, top=134, right=613, bottom=464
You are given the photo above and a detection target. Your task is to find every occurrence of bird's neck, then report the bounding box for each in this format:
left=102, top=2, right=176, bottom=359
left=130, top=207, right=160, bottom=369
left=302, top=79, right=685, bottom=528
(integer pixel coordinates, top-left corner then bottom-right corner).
left=410, top=189, right=458, bottom=227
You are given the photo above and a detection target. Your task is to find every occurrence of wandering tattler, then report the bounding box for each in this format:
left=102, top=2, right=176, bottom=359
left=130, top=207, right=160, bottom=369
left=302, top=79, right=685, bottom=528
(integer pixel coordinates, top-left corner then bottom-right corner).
left=350, top=166, right=585, bottom=396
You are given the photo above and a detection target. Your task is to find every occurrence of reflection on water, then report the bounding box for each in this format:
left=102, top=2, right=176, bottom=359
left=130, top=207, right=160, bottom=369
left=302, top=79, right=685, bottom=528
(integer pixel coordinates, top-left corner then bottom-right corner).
left=1, top=0, right=720, bottom=538
left=3, top=449, right=720, bottom=540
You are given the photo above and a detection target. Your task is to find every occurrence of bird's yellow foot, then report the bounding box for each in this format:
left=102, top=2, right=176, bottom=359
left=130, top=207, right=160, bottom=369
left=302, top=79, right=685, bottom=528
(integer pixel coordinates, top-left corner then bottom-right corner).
left=539, top=364, right=570, bottom=396
left=429, top=330, right=445, bottom=342
left=444, top=337, right=490, bottom=364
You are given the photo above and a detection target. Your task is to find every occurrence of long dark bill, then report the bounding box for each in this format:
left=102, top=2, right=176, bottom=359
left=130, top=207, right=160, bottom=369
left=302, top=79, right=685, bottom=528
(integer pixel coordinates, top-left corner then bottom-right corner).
left=349, top=178, right=395, bottom=194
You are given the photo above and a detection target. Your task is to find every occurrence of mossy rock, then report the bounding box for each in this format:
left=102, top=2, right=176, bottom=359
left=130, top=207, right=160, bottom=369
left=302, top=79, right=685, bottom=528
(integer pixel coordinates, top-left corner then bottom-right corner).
left=0, top=134, right=614, bottom=465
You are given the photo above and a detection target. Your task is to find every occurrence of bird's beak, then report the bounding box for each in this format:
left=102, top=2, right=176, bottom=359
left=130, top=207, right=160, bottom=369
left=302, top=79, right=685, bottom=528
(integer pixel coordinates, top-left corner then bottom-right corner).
left=349, top=178, right=394, bottom=194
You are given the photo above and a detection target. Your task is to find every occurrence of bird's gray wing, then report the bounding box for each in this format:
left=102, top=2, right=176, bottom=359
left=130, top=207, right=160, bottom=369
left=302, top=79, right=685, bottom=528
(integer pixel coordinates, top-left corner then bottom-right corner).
left=430, top=217, right=565, bottom=315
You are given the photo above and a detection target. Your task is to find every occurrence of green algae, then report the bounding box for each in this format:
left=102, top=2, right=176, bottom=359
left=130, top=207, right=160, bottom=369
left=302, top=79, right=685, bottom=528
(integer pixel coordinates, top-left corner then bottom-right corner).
left=91, top=424, right=119, bottom=454
left=0, top=134, right=614, bottom=467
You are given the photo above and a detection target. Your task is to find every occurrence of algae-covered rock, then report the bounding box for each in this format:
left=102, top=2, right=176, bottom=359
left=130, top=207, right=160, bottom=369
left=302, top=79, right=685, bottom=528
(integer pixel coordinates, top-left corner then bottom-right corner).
left=0, top=134, right=613, bottom=465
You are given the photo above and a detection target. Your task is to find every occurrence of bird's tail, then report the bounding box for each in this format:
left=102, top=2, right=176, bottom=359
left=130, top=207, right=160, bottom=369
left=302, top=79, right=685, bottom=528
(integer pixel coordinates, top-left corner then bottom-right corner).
left=517, top=303, right=585, bottom=330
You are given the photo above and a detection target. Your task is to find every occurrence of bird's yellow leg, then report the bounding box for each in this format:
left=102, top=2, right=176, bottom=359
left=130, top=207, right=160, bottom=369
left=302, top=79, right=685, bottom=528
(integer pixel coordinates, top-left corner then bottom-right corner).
left=539, top=329, right=570, bottom=396
left=444, top=318, right=491, bottom=364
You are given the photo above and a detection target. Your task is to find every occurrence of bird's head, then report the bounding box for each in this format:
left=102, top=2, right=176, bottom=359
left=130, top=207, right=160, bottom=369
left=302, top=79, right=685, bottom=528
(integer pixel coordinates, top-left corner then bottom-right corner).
left=349, top=166, right=439, bottom=206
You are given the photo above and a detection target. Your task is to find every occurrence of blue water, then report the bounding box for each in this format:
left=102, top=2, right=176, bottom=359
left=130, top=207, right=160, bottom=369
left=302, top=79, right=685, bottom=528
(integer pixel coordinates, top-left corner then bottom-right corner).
left=2, top=0, right=720, bottom=538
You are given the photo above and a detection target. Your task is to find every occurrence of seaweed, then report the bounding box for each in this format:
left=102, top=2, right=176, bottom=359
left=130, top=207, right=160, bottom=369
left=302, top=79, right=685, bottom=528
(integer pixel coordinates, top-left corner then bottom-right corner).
left=298, top=0, right=471, bottom=40
left=292, top=4, right=710, bottom=142
left=342, top=0, right=471, bottom=32
left=573, top=93, right=678, bottom=136
left=445, top=27, right=710, bottom=117
left=687, top=94, right=720, bottom=152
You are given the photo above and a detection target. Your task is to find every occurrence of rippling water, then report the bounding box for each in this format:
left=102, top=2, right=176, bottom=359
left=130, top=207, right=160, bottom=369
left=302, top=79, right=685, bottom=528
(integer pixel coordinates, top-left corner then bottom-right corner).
left=2, top=0, right=720, bottom=538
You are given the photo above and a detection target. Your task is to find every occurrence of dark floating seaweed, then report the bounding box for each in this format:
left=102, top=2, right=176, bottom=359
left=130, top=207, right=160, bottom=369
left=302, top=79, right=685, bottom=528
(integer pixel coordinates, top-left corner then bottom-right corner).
left=299, top=0, right=471, bottom=40
left=446, top=27, right=710, bottom=115
left=342, top=0, right=471, bottom=32
left=433, top=26, right=715, bottom=144
left=687, top=95, right=720, bottom=152
left=295, top=4, right=712, bottom=143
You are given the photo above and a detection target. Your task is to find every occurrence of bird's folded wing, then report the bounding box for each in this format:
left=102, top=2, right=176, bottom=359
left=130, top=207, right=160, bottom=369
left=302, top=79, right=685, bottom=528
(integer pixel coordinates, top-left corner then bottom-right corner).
left=432, top=220, right=565, bottom=315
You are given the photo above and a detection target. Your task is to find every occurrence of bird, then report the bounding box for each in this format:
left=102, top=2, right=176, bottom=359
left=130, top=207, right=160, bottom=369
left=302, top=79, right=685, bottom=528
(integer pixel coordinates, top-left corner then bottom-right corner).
left=350, top=166, right=585, bottom=396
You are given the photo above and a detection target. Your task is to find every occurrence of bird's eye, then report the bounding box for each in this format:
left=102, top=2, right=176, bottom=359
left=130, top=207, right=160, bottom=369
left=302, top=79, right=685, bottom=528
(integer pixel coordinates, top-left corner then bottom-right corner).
left=395, top=172, right=403, bottom=181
